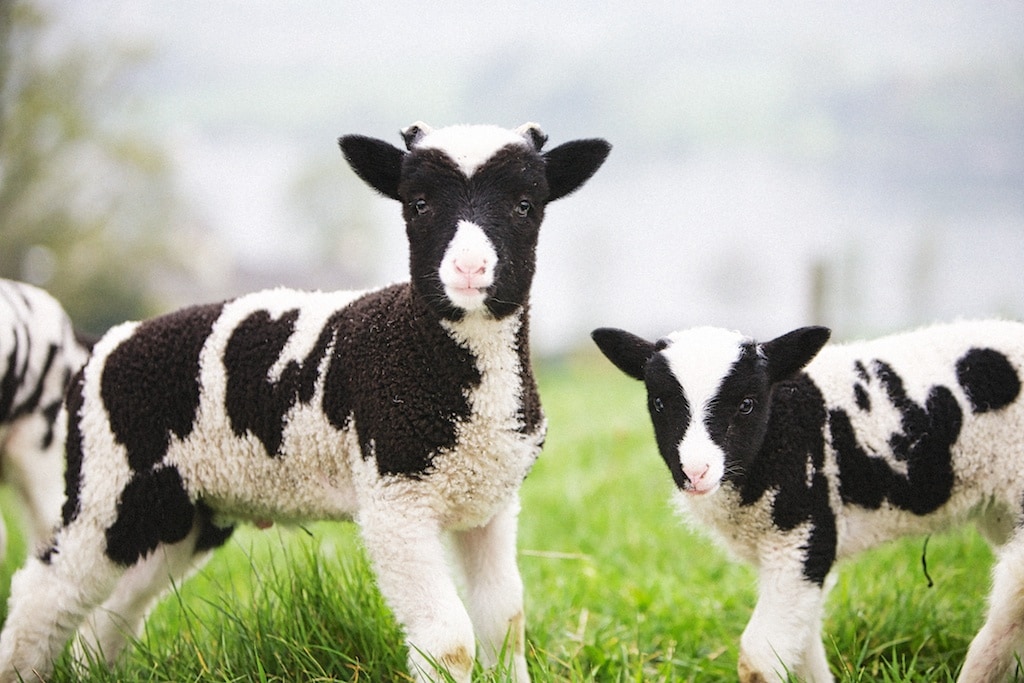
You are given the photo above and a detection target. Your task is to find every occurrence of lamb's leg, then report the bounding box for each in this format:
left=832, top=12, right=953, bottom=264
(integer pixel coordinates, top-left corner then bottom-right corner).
left=958, top=533, right=1024, bottom=682
left=73, top=522, right=218, bottom=667
left=359, top=505, right=475, bottom=683
left=453, top=497, right=529, bottom=682
left=738, top=563, right=832, bottom=683
left=0, top=534, right=124, bottom=683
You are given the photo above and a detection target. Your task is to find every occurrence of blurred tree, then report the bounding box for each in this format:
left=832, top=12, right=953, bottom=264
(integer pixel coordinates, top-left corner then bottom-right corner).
left=0, top=0, right=185, bottom=334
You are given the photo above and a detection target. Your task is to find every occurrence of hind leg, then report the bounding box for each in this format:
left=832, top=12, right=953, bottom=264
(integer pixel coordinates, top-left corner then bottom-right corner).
left=0, top=526, right=125, bottom=683
left=73, top=522, right=221, bottom=666
left=958, top=533, right=1024, bottom=682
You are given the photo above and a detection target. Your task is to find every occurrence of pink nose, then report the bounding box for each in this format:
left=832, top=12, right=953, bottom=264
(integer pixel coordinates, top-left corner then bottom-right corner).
left=454, top=258, right=487, bottom=277
left=684, top=463, right=710, bottom=486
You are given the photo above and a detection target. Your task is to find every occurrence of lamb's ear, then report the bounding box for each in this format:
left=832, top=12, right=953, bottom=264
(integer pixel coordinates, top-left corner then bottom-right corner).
left=544, top=139, right=611, bottom=202
left=591, top=327, right=657, bottom=381
left=761, top=326, right=831, bottom=383
left=338, top=135, right=405, bottom=201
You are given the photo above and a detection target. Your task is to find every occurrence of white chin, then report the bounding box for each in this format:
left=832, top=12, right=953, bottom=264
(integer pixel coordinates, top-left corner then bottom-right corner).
left=446, top=287, right=488, bottom=311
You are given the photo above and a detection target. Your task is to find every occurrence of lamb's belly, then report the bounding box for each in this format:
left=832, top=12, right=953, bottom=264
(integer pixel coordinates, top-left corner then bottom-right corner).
left=167, top=428, right=359, bottom=524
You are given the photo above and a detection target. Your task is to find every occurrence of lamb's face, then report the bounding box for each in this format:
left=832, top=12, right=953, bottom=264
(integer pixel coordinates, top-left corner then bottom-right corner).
left=339, top=123, right=611, bottom=322
left=399, top=125, right=548, bottom=320
left=592, top=325, right=829, bottom=497
left=650, top=328, right=773, bottom=496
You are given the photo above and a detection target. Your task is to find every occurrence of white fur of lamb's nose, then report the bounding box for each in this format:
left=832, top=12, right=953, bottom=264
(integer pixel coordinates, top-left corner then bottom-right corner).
left=440, top=221, right=498, bottom=308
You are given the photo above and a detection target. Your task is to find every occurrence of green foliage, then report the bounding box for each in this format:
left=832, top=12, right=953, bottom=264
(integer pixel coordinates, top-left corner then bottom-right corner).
left=0, top=358, right=1002, bottom=681
left=0, top=0, right=184, bottom=334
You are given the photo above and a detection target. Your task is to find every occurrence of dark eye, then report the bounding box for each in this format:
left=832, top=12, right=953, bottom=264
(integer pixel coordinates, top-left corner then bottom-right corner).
left=413, top=198, right=428, bottom=215
left=738, top=397, right=755, bottom=415
left=652, top=397, right=664, bottom=413
left=515, top=199, right=532, bottom=217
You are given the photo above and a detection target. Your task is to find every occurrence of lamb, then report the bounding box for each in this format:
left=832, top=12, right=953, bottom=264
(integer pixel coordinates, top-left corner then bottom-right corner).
left=592, top=320, right=1024, bottom=682
left=0, top=122, right=610, bottom=683
left=0, top=279, right=91, bottom=560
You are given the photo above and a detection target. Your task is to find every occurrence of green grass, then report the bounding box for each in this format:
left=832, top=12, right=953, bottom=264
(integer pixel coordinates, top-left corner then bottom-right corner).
left=0, top=354, right=998, bottom=681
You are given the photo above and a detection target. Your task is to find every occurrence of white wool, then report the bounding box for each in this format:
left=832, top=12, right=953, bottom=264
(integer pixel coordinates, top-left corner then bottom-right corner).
left=413, top=124, right=530, bottom=176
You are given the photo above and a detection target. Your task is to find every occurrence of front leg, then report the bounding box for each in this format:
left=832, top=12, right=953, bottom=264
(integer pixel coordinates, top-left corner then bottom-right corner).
left=453, top=498, right=530, bottom=682
left=359, top=503, right=475, bottom=683
left=738, top=560, right=832, bottom=682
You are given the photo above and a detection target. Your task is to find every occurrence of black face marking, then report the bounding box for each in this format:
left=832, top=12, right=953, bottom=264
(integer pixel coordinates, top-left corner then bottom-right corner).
left=105, top=465, right=196, bottom=566
left=223, top=308, right=334, bottom=456
left=398, top=145, right=548, bottom=321
left=956, top=347, right=1021, bottom=414
left=321, top=285, right=483, bottom=477
left=101, top=303, right=224, bottom=472
left=644, top=354, right=690, bottom=490
left=705, top=343, right=773, bottom=481
left=832, top=362, right=961, bottom=515
left=740, top=374, right=835, bottom=585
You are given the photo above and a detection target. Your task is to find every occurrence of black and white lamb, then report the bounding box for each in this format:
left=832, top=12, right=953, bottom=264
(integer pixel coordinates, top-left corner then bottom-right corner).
left=592, top=320, right=1024, bottom=682
left=0, top=122, right=610, bottom=683
left=0, top=279, right=91, bottom=560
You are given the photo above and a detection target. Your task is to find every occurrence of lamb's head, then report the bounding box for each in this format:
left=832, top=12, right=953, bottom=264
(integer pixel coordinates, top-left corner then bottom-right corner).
left=592, top=325, right=830, bottom=495
left=339, top=123, right=610, bottom=320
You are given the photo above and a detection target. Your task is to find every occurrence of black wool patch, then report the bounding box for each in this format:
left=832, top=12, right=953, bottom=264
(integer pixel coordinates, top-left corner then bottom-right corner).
left=8, top=343, right=58, bottom=420
left=833, top=361, right=960, bottom=516
left=101, top=303, right=224, bottom=472
left=741, top=374, right=836, bottom=586
left=194, top=501, right=234, bottom=553
left=60, top=371, right=87, bottom=528
left=105, top=465, right=196, bottom=567
left=321, top=285, right=481, bottom=477
left=513, top=316, right=544, bottom=436
left=224, top=308, right=334, bottom=456
left=854, top=383, right=871, bottom=411
left=956, top=347, right=1021, bottom=414
left=0, top=344, right=23, bottom=421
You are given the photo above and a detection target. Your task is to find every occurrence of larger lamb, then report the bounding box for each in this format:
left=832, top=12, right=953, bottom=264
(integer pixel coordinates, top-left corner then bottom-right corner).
left=0, top=122, right=610, bottom=683
left=593, top=320, right=1024, bottom=682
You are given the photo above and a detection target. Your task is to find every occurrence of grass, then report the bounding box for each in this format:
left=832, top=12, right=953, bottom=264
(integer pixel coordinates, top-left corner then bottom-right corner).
left=0, top=352, right=999, bottom=681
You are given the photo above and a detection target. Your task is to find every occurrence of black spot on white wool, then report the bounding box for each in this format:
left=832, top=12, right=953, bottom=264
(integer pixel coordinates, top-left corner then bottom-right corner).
left=100, top=303, right=224, bottom=472
left=956, top=347, right=1022, bottom=414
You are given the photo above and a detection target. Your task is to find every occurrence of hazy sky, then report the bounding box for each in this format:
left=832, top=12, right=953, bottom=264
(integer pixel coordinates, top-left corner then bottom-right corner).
left=42, top=0, right=1024, bottom=351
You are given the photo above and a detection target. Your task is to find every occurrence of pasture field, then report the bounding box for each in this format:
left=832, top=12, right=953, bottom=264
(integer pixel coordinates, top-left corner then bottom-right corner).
left=0, top=353, right=997, bottom=681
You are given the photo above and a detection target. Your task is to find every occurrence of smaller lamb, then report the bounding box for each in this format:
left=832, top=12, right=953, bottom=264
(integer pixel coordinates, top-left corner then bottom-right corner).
left=592, top=320, right=1024, bottom=682
left=0, top=279, right=91, bottom=560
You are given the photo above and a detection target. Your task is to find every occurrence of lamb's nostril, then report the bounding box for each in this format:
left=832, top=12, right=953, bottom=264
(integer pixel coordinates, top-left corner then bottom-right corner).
left=454, top=258, right=487, bottom=276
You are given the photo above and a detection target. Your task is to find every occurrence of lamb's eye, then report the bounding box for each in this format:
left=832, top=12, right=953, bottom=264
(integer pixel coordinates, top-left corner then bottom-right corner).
left=413, top=198, right=428, bottom=215
left=515, top=199, right=532, bottom=217
left=652, top=397, right=664, bottom=413
left=738, top=397, right=755, bottom=415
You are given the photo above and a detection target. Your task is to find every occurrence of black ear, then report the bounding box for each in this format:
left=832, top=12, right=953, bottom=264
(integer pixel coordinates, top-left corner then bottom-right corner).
left=338, top=135, right=405, bottom=200
left=591, top=327, right=657, bottom=381
left=761, top=326, right=831, bottom=383
left=544, top=139, right=611, bottom=202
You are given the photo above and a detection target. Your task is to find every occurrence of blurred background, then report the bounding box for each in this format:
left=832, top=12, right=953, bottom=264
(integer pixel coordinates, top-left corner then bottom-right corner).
left=1, top=0, right=1021, bottom=353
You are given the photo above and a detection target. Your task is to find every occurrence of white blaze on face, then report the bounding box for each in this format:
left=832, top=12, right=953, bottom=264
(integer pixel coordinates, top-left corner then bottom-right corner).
left=412, top=124, right=530, bottom=177
left=440, top=220, right=498, bottom=311
left=661, top=327, right=749, bottom=495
